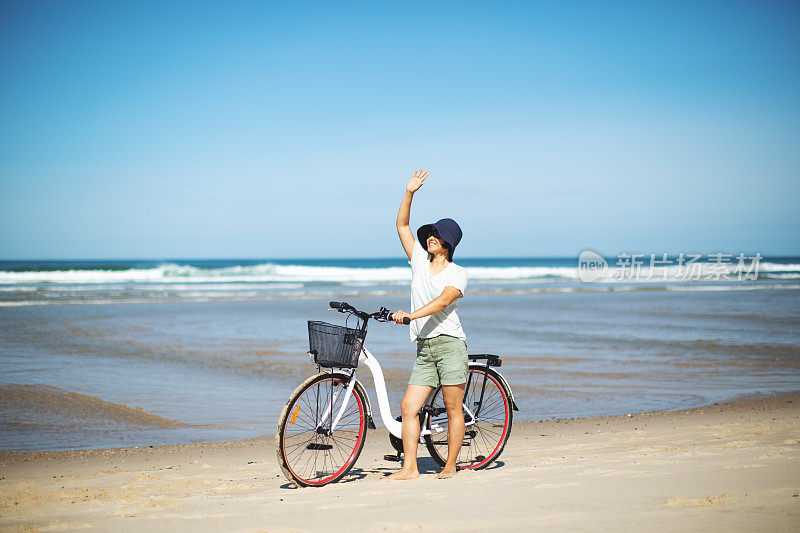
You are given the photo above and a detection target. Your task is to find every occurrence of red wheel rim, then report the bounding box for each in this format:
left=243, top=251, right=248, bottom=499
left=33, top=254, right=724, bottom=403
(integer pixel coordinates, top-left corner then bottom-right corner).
left=281, top=377, right=366, bottom=485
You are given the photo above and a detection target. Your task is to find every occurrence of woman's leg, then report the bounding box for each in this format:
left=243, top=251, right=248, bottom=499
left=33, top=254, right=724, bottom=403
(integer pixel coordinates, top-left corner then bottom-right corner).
left=385, top=384, right=432, bottom=480
left=438, top=382, right=466, bottom=478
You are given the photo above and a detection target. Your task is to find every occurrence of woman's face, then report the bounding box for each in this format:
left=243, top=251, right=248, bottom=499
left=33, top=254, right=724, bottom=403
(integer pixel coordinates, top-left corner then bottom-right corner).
left=426, top=230, right=449, bottom=257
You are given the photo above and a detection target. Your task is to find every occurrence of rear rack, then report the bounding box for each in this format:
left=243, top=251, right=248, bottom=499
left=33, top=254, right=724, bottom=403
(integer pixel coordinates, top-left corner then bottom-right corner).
left=468, top=354, right=502, bottom=367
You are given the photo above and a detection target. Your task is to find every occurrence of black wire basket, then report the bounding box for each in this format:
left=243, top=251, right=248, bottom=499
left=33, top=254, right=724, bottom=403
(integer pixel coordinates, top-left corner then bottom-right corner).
left=307, top=320, right=365, bottom=368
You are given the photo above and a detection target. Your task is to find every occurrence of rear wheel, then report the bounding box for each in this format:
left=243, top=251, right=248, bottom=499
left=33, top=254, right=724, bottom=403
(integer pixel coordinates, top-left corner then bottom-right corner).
left=276, top=373, right=367, bottom=486
left=424, top=366, right=512, bottom=469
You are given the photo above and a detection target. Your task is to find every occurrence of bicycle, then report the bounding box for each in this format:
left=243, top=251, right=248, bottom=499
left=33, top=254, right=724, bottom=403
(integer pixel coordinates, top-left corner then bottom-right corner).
left=276, top=301, right=519, bottom=487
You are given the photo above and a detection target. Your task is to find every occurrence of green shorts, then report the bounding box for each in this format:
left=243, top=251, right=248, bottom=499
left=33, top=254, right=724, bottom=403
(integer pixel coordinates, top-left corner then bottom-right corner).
left=409, top=334, right=469, bottom=387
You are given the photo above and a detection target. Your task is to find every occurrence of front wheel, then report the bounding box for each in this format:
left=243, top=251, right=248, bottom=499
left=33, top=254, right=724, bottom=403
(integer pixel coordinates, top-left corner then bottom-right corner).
left=424, top=366, right=512, bottom=469
left=276, top=373, right=368, bottom=486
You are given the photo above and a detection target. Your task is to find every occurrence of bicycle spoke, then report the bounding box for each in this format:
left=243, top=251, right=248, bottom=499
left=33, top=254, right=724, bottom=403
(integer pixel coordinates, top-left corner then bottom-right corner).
left=279, top=374, right=366, bottom=485
left=425, top=368, right=510, bottom=470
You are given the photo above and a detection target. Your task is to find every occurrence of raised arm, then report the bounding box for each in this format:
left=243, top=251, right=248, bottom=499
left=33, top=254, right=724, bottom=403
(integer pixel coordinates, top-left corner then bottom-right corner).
left=396, top=169, right=429, bottom=260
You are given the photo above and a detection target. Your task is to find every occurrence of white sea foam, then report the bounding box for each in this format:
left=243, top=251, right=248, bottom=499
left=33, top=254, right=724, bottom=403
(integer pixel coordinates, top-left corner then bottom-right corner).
left=0, top=264, right=405, bottom=284
left=2, top=282, right=798, bottom=306
left=758, top=262, right=800, bottom=272
left=0, top=261, right=796, bottom=286
left=762, top=273, right=800, bottom=279
left=665, top=284, right=800, bottom=292
left=29, top=282, right=306, bottom=292
left=0, top=263, right=573, bottom=285
left=583, top=261, right=798, bottom=283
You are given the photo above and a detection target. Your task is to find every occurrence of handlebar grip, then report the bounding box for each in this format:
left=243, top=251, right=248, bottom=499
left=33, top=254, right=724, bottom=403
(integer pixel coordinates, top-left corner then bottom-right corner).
left=390, top=312, right=411, bottom=325
left=329, top=301, right=342, bottom=309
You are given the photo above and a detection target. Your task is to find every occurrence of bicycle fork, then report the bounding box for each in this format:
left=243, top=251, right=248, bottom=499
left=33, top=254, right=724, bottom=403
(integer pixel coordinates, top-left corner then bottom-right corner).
left=314, top=371, right=357, bottom=435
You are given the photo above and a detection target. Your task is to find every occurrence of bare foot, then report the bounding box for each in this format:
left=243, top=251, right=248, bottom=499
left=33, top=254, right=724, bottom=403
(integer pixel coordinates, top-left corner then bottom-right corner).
left=437, top=466, right=458, bottom=479
left=384, top=468, right=420, bottom=480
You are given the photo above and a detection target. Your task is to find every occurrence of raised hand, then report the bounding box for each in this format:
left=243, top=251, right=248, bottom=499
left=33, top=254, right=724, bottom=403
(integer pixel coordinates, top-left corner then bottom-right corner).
left=406, top=169, right=429, bottom=194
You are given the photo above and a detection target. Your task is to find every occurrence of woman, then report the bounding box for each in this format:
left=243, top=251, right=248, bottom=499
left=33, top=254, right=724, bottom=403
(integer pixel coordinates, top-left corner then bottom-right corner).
left=387, top=169, right=469, bottom=480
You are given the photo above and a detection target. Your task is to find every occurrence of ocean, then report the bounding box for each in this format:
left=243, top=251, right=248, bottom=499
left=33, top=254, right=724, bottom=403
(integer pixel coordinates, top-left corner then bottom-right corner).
left=1, top=255, right=799, bottom=451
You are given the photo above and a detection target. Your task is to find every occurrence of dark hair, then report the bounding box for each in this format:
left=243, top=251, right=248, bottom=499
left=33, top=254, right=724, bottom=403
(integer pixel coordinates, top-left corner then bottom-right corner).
left=443, top=241, right=453, bottom=262
left=427, top=239, right=453, bottom=262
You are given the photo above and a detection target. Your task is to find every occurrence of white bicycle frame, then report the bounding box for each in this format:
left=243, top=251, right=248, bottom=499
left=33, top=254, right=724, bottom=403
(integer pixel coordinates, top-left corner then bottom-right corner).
left=315, top=345, right=478, bottom=441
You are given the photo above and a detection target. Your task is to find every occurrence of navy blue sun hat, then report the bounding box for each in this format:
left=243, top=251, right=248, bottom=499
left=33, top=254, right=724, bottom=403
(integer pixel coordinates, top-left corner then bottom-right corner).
left=417, top=218, right=463, bottom=261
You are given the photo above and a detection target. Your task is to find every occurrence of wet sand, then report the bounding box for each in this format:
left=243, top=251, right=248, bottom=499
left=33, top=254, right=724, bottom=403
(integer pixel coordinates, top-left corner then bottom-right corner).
left=1, top=392, right=799, bottom=531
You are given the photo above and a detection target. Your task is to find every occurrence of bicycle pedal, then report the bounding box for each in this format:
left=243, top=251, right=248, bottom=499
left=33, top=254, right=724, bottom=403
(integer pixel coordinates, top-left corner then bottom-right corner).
left=367, top=415, right=376, bottom=430
left=383, top=454, right=402, bottom=462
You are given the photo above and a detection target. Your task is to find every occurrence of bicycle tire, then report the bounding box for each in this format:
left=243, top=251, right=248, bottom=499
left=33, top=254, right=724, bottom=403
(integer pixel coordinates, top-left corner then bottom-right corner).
left=424, top=366, right=513, bottom=470
left=276, top=372, right=368, bottom=487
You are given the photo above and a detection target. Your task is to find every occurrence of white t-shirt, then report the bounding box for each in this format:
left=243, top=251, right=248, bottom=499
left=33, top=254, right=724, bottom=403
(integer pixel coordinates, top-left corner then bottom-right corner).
left=408, top=241, right=468, bottom=341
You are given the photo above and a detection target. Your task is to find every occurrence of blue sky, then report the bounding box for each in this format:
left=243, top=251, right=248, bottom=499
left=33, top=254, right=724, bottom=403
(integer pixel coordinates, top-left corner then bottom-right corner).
left=1, top=1, right=798, bottom=259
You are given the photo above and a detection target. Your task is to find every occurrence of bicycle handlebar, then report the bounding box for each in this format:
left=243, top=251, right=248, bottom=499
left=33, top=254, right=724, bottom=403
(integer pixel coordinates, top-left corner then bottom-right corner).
left=329, top=301, right=411, bottom=325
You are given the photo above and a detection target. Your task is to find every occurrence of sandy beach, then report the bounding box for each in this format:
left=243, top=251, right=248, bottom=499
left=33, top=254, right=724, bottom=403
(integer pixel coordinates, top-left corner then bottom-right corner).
left=1, top=392, right=798, bottom=532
